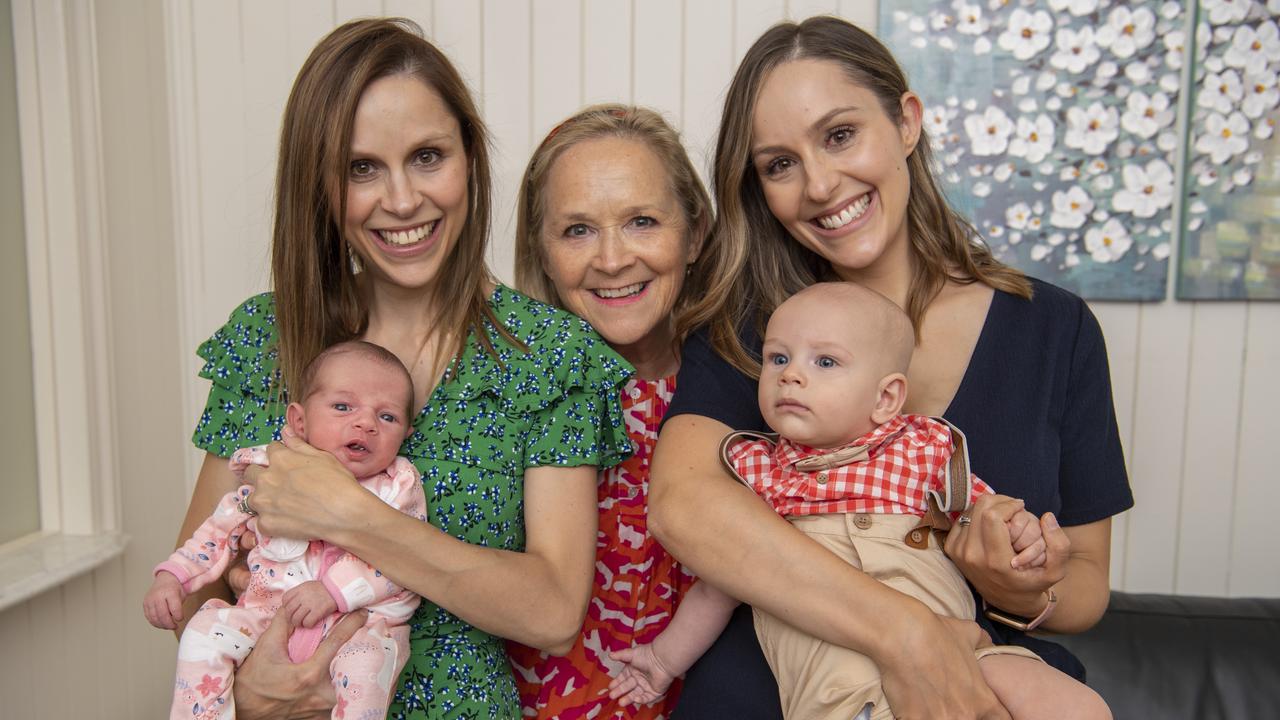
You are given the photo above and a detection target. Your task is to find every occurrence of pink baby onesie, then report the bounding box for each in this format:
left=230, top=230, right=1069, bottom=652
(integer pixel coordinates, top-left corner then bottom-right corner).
left=157, top=447, right=427, bottom=720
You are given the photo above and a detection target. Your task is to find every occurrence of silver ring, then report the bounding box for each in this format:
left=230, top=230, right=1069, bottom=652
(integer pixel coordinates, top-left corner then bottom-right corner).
left=238, top=495, right=257, bottom=517
left=957, top=514, right=972, bottom=527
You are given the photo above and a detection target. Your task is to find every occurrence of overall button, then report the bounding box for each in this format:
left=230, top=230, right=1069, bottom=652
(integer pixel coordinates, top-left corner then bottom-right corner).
left=853, top=514, right=873, bottom=530
left=816, top=471, right=829, bottom=484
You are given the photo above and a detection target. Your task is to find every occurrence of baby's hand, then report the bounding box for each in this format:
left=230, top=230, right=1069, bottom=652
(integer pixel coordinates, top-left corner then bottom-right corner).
left=1007, top=508, right=1047, bottom=569
left=608, top=643, right=676, bottom=707
left=143, top=572, right=186, bottom=630
left=281, top=580, right=338, bottom=628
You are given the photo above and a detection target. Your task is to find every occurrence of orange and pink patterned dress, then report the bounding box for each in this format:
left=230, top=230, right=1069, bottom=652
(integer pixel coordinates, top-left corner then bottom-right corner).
left=508, top=375, right=696, bottom=719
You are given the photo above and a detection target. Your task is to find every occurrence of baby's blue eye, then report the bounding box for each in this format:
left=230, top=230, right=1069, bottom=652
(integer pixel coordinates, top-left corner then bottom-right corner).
left=817, top=356, right=837, bottom=368
left=333, top=403, right=350, bottom=412
left=380, top=413, right=399, bottom=423
left=769, top=354, right=788, bottom=366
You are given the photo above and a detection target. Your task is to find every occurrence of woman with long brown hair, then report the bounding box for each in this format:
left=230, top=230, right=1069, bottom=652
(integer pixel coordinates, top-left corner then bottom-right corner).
left=173, top=19, right=631, bottom=718
left=650, top=16, right=1131, bottom=719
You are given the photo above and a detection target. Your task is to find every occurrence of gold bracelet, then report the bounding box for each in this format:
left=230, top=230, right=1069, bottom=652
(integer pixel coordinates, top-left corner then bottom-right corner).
left=983, top=589, right=1058, bottom=631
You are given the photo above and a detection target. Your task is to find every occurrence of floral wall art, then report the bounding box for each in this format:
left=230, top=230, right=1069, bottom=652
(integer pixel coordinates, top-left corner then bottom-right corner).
left=1179, top=0, right=1280, bottom=299
left=880, top=0, right=1187, bottom=300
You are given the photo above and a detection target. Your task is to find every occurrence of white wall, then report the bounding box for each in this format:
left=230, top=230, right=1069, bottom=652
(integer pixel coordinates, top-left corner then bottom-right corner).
left=2, top=1, right=1276, bottom=717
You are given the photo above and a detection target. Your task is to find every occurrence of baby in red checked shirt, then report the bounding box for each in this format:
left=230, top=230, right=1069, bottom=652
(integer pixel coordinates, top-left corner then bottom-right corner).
left=609, top=283, right=1110, bottom=720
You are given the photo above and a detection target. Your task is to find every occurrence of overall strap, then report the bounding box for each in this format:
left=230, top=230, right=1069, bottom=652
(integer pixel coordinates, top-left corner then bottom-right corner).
left=907, top=418, right=974, bottom=549
left=717, top=430, right=779, bottom=488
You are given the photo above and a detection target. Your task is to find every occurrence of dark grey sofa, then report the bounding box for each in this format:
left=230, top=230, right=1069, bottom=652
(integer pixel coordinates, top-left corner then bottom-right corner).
left=1052, top=591, right=1280, bottom=720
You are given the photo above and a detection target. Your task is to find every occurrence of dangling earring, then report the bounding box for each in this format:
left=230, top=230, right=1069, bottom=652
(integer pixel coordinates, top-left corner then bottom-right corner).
left=348, top=248, right=364, bottom=275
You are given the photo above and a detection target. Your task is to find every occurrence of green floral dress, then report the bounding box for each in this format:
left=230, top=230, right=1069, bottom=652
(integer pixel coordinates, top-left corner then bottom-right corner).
left=191, top=285, right=634, bottom=719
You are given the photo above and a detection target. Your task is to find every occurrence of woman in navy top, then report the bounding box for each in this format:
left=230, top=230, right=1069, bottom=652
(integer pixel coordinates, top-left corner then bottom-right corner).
left=649, top=17, right=1132, bottom=720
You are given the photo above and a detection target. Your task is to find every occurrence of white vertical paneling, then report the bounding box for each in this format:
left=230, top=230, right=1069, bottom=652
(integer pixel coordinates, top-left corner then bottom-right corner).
left=682, top=1, right=733, bottom=181
left=1229, top=304, right=1280, bottom=597
left=431, top=1, right=482, bottom=99
left=1090, top=302, right=1140, bottom=588
left=838, top=0, right=877, bottom=30
left=483, top=0, right=531, bottom=280
left=384, top=0, right=433, bottom=36
left=191, top=1, right=254, bottom=324
left=787, top=0, right=839, bottom=21
left=532, top=0, right=582, bottom=138
left=583, top=0, right=632, bottom=106
left=0, top=603, right=34, bottom=719
left=335, top=0, right=383, bottom=23
left=241, top=1, right=295, bottom=287
left=634, top=0, right=682, bottom=126
left=1122, top=303, right=1193, bottom=593
left=1175, top=304, right=1247, bottom=595
left=93, top=559, right=129, bottom=716
left=28, top=587, right=69, bottom=719
left=733, top=0, right=785, bottom=65
left=285, top=0, right=335, bottom=72
left=62, top=574, right=101, bottom=720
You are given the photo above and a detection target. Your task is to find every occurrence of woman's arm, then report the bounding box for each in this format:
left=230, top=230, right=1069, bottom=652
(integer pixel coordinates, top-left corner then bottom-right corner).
left=170, top=453, right=241, bottom=636
left=247, top=432, right=598, bottom=654
left=647, top=414, right=1011, bottom=720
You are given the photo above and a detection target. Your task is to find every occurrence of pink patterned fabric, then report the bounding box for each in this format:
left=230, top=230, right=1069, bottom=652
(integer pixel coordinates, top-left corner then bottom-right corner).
left=508, top=376, right=696, bottom=719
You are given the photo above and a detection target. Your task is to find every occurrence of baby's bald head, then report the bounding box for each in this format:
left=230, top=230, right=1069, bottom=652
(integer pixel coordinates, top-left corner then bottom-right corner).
left=777, top=283, right=914, bottom=376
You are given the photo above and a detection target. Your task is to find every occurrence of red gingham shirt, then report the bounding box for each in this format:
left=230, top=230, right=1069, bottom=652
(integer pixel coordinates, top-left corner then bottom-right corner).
left=727, top=414, right=993, bottom=518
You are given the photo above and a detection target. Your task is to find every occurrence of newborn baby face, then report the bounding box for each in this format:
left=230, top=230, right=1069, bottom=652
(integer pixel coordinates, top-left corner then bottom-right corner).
left=294, top=352, right=412, bottom=478
left=758, top=288, right=894, bottom=449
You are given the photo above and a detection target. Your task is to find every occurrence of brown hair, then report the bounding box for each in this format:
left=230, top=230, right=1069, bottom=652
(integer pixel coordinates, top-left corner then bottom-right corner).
left=513, top=104, right=712, bottom=346
left=271, top=17, right=512, bottom=401
left=686, top=15, right=1032, bottom=377
left=297, top=340, right=416, bottom=419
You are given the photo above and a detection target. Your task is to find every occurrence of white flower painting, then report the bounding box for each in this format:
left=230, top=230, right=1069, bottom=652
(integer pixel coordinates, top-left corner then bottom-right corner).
left=1181, top=1, right=1280, bottom=299
left=882, top=0, right=1185, bottom=299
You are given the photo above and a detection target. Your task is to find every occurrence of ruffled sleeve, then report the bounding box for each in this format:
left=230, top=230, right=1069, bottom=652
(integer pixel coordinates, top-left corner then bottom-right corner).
left=190, top=293, right=287, bottom=458
left=482, top=287, right=633, bottom=470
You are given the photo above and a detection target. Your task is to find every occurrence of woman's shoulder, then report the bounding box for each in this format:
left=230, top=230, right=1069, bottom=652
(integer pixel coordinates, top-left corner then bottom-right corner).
left=991, top=276, right=1097, bottom=340
left=485, top=285, right=617, bottom=354
left=196, top=292, right=279, bottom=395
left=443, top=285, right=632, bottom=411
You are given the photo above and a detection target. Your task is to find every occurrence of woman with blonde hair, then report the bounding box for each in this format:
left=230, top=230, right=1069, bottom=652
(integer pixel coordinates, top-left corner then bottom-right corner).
left=507, top=104, right=711, bottom=719
left=650, top=16, right=1131, bottom=719
left=174, top=19, right=632, bottom=718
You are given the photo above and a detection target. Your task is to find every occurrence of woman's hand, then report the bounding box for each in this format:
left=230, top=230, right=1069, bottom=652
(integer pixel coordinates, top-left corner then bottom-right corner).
left=241, top=427, right=365, bottom=541
left=233, top=610, right=364, bottom=719
left=944, top=494, right=1070, bottom=618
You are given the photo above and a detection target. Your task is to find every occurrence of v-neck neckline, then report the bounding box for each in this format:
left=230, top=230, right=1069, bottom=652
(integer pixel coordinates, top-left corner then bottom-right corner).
left=942, top=287, right=1003, bottom=419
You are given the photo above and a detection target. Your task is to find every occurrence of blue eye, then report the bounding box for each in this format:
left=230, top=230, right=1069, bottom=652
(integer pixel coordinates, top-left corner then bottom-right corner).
left=769, top=353, right=788, bottom=366
left=380, top=413, right=399, bottom=423
left=333, top=403, right=350, bottom=412
left=565, top=224, right=591, bottom=238
left=817, top=356, right=837, bottom=368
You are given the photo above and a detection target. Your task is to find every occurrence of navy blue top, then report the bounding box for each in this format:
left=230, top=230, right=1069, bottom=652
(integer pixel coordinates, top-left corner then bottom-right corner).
left=666, top=277, right=1133, bottom=719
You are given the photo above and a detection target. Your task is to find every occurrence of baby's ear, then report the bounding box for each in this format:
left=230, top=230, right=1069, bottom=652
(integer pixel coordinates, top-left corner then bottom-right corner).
left=285, top=402, right=306, bottom=438
left=871, top=373, right=908, bottom=425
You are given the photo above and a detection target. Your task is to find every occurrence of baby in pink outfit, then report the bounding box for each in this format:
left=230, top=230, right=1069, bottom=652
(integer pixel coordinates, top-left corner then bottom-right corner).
left=144, top=340, right=427, bottom=720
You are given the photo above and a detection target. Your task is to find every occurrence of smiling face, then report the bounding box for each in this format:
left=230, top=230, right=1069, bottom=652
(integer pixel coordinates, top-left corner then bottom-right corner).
left=538, top=136, right=700, bottom=377
left=758, top=284, right=913, bottom=449
left=750, top=59, right=922, bottom=283
left=287, top=351, right=413, bottom=479
left=342, top=73, right=469, bottom=295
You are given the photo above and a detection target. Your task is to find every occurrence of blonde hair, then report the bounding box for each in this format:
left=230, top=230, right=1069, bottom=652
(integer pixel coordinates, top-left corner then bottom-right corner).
left=272, top=18, right=512, bottom=400
left=688, top=16, right=1031, bottom=377
left=514, top=104, right=712, bottom=343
